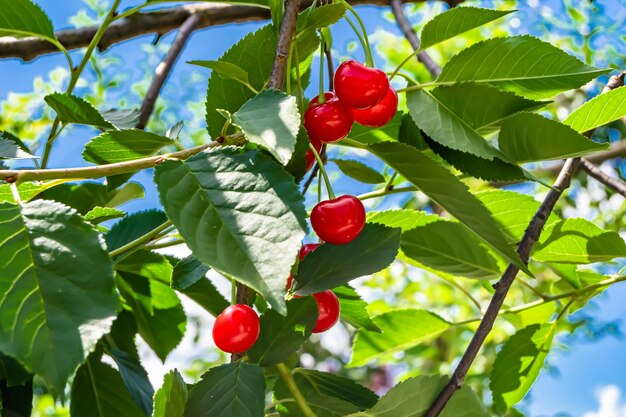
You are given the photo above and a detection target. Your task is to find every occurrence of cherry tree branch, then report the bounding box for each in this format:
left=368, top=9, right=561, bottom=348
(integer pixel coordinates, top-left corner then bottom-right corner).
left=579, top=157, right=626, bottom=198
left=424, top=71, right=625, bottom=417
left=137, top=13, right=202, bottom=129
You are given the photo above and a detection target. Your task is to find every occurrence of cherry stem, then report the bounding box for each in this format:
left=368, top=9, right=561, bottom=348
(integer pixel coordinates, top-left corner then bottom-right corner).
left=294, top=43, right=304, bottom=112
left=343, top=2, right=374, bottom=67
left=387, top=71, right=419, bottom=86
left=308, top=142, right=335, bottom=199
left=389, top=47, right=423, bottom=80
left=318, top=34, right=326, bottom=104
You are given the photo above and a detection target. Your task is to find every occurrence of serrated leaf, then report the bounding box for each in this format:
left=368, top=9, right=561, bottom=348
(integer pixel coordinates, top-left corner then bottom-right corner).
left=106, top=209, right=167, bottom=252
left=436, top=36, right=608, bottom=99
left=83, top=129, right=174, bottom=164
left=184, top=362, right=265, bottom=417
left=285, top=127, right=310, bottom=182
left=71, top=352, right=145, bottom=417
left=401, top=221, right=502, bottom=279
left=171, top=256, right=209, bottom=290
left=189, top=60, right=250, bottom=85
left=334, top=285, right=380, bottom=332
left=332, top=159, right=385, bottom=184
left=0, top=0, right=56, bottom=43
left=294, top=224, right=401, bottom=295
left=366, top=142, right=531, bottom=275
left=490, top=323, right=556, bottom=412
left=101, top=108, right=141, bottom=129
left=367, top=209, right=439, bottom=232
left=170, top=257, right=229, bottom=317
left=153, top=370, right=188, bottom=417
left=347, top=375, right=489, bottom=417
left=499, top=113, right=607, bottom=162
left=155, top=146, right=307, bottom=314
left=206, top=25, right=277, bottom=139
left=564, top=85, right=626, bottom=132
left=533, top=218, right=626, bottom=264
left=84, top=206, right=126, bottom=223
left=420, top=7, right=514, bottom=49
left=348, top=112, right=403, bottom=145
left=37, top=181, right=144, bottom=214
left=0, top=181, right=66, bottom=204
left=0, top=132, right=36, bottom=159
left=349, top=309, right=450, bottom=368
left=296, top=3, right=347, bottom=32
left=44, top=93, right=115, bottom=129
left=231, top=89, right=300, bottom=165
left=108, top=348, right=155, bottom=416
left=247, top=298, right=317, bottom=367
left=0, top=200, right=118, bottom=395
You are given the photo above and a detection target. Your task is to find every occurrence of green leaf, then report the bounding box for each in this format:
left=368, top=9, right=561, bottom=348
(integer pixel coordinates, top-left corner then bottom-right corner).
left=0, top=354, right=31, bottom=387
left=83, top=129, right=174, bottom=165
left=349, top=309, right=450, bottom=368
left=294, top=224, right=401, bottom=295
left=347, top=375, right=489, bottom=417
left=171, top=255, right=209, bottom=290
left=106, top=209, right=167, bottom=252
left=129, top=299, right=186, bottom=362
left=499, top=113, right=607, bottom=162
left=101, top=108, right=141, bottom=129
left=490, top=323, right=556, bottom=412
left=367, top=209, right=439, bottom=232
left=436, top=36, right=608, bottom=99
left=108, top=348, right=155, bottom=416
left=332, top=159, right=385, bottom=184
left=367, top=142, right=531, bottom=275
left=44, top=93, right=115, bottom=129
left=0, top=379, right=32, bottom=417
left=189, top=60, right=250, bottom=85
left=153, top=370, right=188, bottom=417
left=564, top=86, right=626, bottom=132
left=285, top=128, right=310, bottom=182
left=155, top=146, right=307, bottom=314
left=247, top=297, right=317, bottom=367
left=0, top=181, right=67, bottom=204
left=0, top=200, right=118, bottom=395
left=231, top=89, right=300, bottom=165
left=296, top=3, right=346, bottom=33
left=206, top=25, right=277, bottom=139
left=401, top=221, right=501, bottom=279
left=170, top=256, right=228, bottom=317
left=533, top=218, right=626, bottom=264
left=84, top=206, right=126, bottom=224
left=184, top=362, right=265, bottom=417
left=0, top=0, right=56, bottom=43
left=334, top=285, right=380, bottom=332
left=348, top=112, right=403, bottom=145
left=71, top=352, right=145, bottom=417
left=420, top=7, right=514, bottom=49
left=0, top=132, right=36, bottom=159
left=37, top=181, right=144, bottom=214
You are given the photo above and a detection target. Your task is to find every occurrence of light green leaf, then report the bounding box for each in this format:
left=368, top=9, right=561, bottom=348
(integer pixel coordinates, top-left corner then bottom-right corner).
left=37, top=181, right=144, bottom=214
left=155, top=146, right=307, bottom=314
left=83, top=129, right=174, bottom=165
left=504, top=301, right=557, bottom=329
left=367, top=209, right=439, bottom=232
left=367, top=142, right=530, bottom=275
left=436, top=36, right=608, bottom=99
left=0, top=200, right=118, bottom=395
left=0, top=0, right=56, bottom=43
left=499, top=113, right=607, bottom=162
left=332, top=159, right=385, bottom=184
left=490, top=323, right=556, bottom=412
left=105, top=209, right=167, bottom=252
left=247, top=297, right=318, bottom=367
left=189, top=60, right=250, bottom=85
left=231, top=89, right=300, bottom=165
left=533, top=218, right=626, bottom=264
left=334, top=285, right=380, bottom=332
left=84, top=206, right=126, bottom=224
left=0, top=180, right=71, bottom=204
left=401, top=221, right=501, bottom=279
left=294, top=224, right=401, bottom=295
left=71, top=352, right=145, bottom=417
left=296, top=3, right=346, bottom=32
left=153, top=370, right=188, bottom=417
left=564, top=86, right=626, bottom=132
left=108, top=348, right=155, bottom=416
left=44, top=93, right=115, bottom=129
left=347, top=375, right=489, bottom=417
left=184, top=362, right=265, bottom=417
left=349, top=310, right=450, bottom=367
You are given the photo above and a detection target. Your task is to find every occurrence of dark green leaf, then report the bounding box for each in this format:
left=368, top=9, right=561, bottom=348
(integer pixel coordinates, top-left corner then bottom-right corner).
left=294, top=224, right=400, bottom=295
left=155, top=146, right=307, bottom=314
left=334, top=285, right=380, bottom=332
left=185, top=362, right=265, bottom=417
left=248, top=298, right=317, bottom=366
left=564, top=86, right=626, bottom=132
left=171, top=256, right=209, bottom=290
left=0, top=200, right=118, bottom=395
left=398, top=113, right=428, bottom=149
left=108, top=348, right=155, bottom=416
left=37, top=181, right=144, bottom=214
left=106, top=210, right=167, bottom=252
left=285, top=128, right=310, bottom=182
left=0, top=379, right=32, bottom=417
left=83, top=129, right=174, bottom=164
left=0, top=0, right=55, bottom=43
left=332, top=159, right=385, bottom=184
left=129, top=300, right=186, bottom=362
left=175, top=276, right=229, bottom=317
left=0, top=354, right=31, bottom=387
left=44, top=93, right=115, bottom=129
left=153, top=370, right=188, bottom=417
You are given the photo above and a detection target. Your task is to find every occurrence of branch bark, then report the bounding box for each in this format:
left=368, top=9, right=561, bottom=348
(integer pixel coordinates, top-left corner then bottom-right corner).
left=579, top=157, right=626, bottom=198
left=424, top=71, right=625, bottom=417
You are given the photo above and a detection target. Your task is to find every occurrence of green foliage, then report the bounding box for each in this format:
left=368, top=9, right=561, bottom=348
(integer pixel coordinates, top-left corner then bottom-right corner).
left=108, top=348, right=155, bottom=415
left=332, top=159, right=385, bottom=184
left=153, top=370, right=188, bottom=417
left=105, top=209, right=167, bottom=252
left=564, top=86, right=626, bottom=132
left=44, top=93, right=115, bottom=129
left=38, top=181, right=144, bottom=214
left=84, top=206, right=126, bottom=223
left=0, top=0, right=56, bottom=43
left=334, top=285, right=380, bottom=332
left=189, top=60, right=251, bottom=87
left=0, top=132, right=36, bottom=159
left=83, top=130, right=174, bottom=164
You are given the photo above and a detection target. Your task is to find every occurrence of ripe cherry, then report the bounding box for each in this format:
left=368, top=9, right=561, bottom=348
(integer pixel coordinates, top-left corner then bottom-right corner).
left=287, top=243, right=322, bottom=290
left=353, top=87, right=398, bottom=127
left=212, top=304, right=260, bottom=354
left=311, top=195, right=366, bottom=245
left=334, top=60, right=390, bottom=109
left=305, top=135, right=322, bottom=171
left=304, top=92, right=353, bottom=144
left=312, top=290, right=340, bottom=333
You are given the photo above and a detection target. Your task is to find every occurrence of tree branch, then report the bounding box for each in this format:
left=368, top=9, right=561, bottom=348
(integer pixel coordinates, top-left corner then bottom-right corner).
left=579, top=157, right=626, bottom=198
left=424, top=71, right=625, bottom=417
left=137, top=13, right=202, bottom=129
left=0, top=0, right=458, bottom=62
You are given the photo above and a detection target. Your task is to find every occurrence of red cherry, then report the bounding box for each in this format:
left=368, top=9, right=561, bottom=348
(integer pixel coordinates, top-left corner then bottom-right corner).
left=334, top=60, right=390, bottom=109
left=212, top=304, right=260, bottom=354
left=312, top=290, right=340, bottom=333
left=305, top=135, right=322, bottom=171
left=311, top=195, right=366, bottom=245
left=299, top=243, right=321, bottom=260
left=353, top=87, right=398, bottom=127
left=304, top=92, right=353, bottom=144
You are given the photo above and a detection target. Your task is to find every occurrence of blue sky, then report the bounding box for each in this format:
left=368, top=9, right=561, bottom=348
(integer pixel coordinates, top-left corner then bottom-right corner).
left=2, top=1, right=626, bottom=416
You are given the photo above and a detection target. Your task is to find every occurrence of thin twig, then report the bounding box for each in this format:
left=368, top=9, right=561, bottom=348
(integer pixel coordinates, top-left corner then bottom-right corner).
left=424, top=72, right=625, bottom=417
left=579, top=157, right=626, bottom=198
left=137, top=13, right=202, bottom=129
